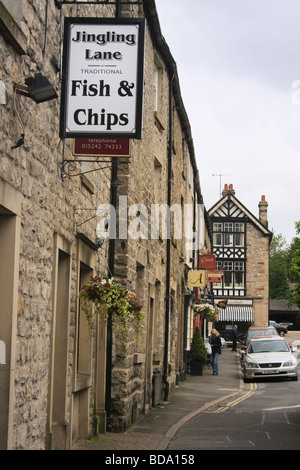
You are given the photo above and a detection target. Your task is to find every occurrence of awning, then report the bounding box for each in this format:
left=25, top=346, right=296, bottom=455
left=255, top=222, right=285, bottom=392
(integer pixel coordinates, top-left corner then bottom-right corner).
left=218, top=306, right=254, bottom=322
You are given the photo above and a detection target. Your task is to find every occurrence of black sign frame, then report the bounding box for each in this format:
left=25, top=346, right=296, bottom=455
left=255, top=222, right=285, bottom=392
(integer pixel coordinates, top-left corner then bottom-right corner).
left=60, top=17, right=145, bottom=140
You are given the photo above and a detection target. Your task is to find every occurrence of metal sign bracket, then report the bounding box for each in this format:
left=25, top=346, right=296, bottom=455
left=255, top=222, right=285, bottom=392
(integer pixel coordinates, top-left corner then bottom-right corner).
left=58, top=139, right=128, bottom=180
left=55, top=0, right=142, bottom=8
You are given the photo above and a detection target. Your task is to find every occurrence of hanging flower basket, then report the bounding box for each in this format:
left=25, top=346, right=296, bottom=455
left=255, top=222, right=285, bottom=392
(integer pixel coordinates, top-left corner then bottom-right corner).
left=79, top=276, right=144, bottom=346
left=194, top=303, right=219, bottom=322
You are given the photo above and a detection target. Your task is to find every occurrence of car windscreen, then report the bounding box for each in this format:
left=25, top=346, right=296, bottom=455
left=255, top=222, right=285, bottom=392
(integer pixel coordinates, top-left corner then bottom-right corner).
left=249, top=339, right=290, bottom=354
left=247, top=329, right=276, bottom=341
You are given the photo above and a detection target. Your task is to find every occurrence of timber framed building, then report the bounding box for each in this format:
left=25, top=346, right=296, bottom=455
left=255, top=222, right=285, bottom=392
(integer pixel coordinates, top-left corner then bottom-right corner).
left=209, top=184, right=272, bottom=336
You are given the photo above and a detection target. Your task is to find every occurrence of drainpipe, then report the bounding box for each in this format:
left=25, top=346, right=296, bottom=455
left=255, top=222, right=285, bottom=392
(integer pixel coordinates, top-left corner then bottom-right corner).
left=105, top=155, right=117, bottom=432
left=163, top=69, right=175, bottom=401
left=104, top=0, right=121, bottom=434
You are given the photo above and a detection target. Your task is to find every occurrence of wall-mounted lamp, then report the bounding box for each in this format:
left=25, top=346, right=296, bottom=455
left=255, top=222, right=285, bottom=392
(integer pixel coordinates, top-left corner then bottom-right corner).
left=13, top=73, right=58, bottom=103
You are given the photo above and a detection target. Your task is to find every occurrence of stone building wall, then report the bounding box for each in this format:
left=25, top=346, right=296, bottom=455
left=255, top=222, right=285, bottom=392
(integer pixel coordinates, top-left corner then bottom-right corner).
left=109, top=14, right=200, bottom=429
left=0, top=0, right=209, bottom=448
left=0, top=0, right=115, bottom=450
left=246, top=223, right=270, bottom=326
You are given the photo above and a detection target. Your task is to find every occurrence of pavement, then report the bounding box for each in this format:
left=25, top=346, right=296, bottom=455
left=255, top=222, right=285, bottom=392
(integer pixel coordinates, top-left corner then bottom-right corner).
left=73, top=331, right=300, bottom=451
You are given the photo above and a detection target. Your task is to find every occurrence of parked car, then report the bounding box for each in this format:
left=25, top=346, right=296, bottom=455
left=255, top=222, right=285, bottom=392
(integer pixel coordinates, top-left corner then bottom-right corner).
left=243, top=335, right=298, bottom=382
left=279, top=322, right=293, bottom=330
left=269, top=320, right=287, bottom=336
left=240, top=326, right=278, bottom=363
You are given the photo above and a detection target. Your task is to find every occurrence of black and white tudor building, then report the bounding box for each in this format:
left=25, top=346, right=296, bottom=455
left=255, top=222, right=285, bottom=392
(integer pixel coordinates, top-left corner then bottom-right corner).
left=209, top=184, right=272, bottom=336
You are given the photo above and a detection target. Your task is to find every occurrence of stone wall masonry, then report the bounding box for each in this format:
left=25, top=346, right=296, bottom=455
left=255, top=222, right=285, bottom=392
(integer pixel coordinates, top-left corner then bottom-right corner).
left=0, top=1, right=114, bottom=449
left=246, top=223, right=270, bottom=325
left=107, top=20, right=197, bottom=430
left=0, top=0, right=207, bottom=447
left=246, top=223, right=269, bottom=296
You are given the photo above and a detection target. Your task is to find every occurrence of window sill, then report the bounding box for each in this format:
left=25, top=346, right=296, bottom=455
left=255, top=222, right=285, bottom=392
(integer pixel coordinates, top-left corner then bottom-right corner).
left=74, top=373, right=91, bottom=392
left=0, top=2, right=26, bottom=54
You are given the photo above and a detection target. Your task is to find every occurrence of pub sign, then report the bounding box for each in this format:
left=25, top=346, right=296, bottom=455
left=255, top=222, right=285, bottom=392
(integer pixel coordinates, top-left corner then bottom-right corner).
left=188, top=270, right=206, bottom=288
left=199, top=254, right=216, bottom=270
left=60, top=18, right=145, bottom=139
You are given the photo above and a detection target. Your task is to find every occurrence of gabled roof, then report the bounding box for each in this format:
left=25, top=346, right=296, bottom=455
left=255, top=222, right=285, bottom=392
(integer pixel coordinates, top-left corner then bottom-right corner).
left=208, top=192, right=272, bottom=237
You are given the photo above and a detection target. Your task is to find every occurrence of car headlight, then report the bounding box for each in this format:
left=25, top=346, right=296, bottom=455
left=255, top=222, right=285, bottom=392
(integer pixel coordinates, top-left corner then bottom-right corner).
left=245, top=361, right=257, bottom=369
left=283, top=360, right=294, bottom=367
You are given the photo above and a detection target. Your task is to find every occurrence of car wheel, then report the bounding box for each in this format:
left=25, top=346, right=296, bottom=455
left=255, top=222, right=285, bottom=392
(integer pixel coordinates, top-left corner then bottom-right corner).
left=291, top=374, right=298, bottom=381
left=243, top=377, right=252, bottom=383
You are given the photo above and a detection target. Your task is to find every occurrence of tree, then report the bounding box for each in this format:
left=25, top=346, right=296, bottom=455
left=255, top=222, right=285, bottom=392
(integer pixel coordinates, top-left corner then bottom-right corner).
left=189, top=325, right=207, bottom=376
left=269, top=232, right=290, bottom=299
left=190, top=326, right=207, bottom=363
left=289, top=221, right=300, bottom=307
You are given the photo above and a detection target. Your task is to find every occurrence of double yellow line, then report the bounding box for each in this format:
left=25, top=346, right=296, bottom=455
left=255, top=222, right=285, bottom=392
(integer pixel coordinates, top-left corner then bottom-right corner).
left=214, top=382, right=257, bottom=413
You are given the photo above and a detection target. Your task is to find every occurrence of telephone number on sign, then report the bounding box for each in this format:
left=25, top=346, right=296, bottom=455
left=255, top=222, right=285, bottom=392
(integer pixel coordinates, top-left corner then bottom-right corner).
left=80, top=143, right=123, bottom=150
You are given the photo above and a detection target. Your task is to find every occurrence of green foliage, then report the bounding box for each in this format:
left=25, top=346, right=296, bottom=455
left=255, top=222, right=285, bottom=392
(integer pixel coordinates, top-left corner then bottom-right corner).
left=79, top=276, right=144, bottom=346
left=190, top=326, right=207, bottom=364
left=269, top=232, right=291, bottom=299
left=194, top=303, right=219, bottom=322
left=289, top=222, right=300, bottom=307
left=269, top=222, right=300, bottom=309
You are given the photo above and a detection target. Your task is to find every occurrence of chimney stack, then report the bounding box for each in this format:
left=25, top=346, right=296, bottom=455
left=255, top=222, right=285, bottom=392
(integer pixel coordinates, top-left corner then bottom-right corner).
left=222, top=183, right=235, bottom=197
left=258, top=195, right=268, bottom=228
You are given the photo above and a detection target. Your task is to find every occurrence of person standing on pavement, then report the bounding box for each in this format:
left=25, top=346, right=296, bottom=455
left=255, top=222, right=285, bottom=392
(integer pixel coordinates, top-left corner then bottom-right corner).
left=209, top=329, right=222, bottom=375
left=230, top=325, right=238, bottom=352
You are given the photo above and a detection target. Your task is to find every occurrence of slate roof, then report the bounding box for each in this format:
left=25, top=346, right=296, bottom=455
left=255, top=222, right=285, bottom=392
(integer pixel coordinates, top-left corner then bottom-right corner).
left=269, top=299, right=299, bottom=313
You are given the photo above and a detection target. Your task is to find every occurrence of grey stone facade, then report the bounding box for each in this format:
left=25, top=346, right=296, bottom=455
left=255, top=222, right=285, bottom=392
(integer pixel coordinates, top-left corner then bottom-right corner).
left=0, top=0, right=212, bottom=449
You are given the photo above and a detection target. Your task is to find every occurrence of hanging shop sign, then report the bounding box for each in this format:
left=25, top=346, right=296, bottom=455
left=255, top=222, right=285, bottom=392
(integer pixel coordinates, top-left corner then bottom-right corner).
left=188, top=270, right=206, bottom=288
left=207, top=270, right=222, bottom=283
left=199, top=254, right=216, bottom=270
left=60, top=18, right=145, bottom=139
left=73, top=138, right=130, bottom=157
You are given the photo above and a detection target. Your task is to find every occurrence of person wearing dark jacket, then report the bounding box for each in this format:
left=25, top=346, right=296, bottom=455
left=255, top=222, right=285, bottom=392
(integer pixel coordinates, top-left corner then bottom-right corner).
left=230, top=325, right=238, bottom=352
left=209, top=329, right=222, bottom=375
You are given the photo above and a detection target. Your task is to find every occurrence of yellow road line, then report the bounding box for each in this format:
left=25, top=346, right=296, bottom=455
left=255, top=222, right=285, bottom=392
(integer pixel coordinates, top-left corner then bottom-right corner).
left=214, top=383, right=257, bottom=413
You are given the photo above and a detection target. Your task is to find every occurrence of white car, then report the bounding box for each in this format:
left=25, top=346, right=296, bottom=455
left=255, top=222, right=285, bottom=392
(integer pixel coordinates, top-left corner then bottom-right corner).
left=243, top=335, right=298, bottom=382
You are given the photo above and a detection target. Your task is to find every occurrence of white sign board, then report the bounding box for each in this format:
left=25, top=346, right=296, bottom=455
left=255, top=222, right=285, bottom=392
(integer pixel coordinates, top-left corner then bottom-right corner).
left=60, top=18, right=145, bottom=139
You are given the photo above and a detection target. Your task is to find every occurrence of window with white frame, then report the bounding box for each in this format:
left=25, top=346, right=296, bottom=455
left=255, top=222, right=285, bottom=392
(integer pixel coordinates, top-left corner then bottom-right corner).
left=224, top=222, right=233, bottom=232
left=213, top=223, right=223, bottom=246
left=234, top=261, right=244, bottom=287
left=235, top=223, right=244, bottom=232
left=213, top=232, right=222, bottom=246
left=213, top=223, right=223, bottom=232
left=224, top=232, right=233, bottom=246
left=223, top=261, right=233, bottom=287
left=212, top=220, right=246, bottom=295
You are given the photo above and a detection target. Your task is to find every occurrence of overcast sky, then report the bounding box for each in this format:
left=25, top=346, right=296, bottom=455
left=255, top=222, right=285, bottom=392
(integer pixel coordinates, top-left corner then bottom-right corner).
left=155, top=0, right=300, bottom=244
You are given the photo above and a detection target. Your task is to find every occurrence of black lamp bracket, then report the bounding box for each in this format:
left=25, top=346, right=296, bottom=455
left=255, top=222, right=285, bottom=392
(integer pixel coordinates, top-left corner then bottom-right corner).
left=13, top=82, right=30, bottom=98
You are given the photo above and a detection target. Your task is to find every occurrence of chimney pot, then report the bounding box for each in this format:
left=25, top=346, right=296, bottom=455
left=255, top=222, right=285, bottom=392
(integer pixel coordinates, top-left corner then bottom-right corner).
left=222, top=183, right=235, bottom=197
